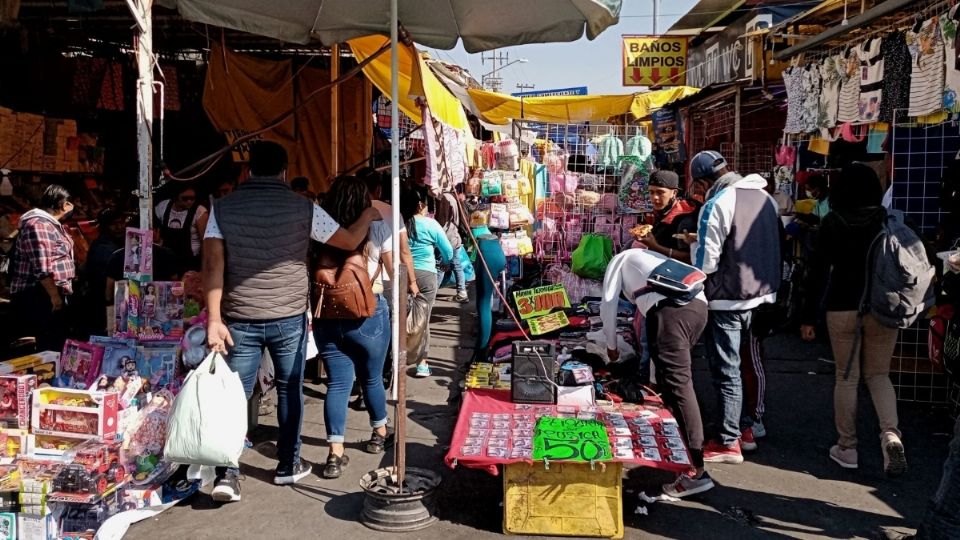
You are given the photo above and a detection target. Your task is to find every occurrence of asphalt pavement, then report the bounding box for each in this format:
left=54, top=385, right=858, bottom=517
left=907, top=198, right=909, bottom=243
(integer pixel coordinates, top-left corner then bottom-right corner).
left=126, top=294, right=955, bottom=540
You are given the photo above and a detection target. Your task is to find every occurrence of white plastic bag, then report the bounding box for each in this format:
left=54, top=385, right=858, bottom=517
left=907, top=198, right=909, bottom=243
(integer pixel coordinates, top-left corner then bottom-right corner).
left=163, top=352, right=247, bottom=467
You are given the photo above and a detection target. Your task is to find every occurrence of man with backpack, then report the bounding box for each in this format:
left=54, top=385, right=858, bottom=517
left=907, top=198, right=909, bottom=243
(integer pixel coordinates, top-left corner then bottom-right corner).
left=687, top=151, right=782, bottom=464
left=801, top=162, right=933, bottom=476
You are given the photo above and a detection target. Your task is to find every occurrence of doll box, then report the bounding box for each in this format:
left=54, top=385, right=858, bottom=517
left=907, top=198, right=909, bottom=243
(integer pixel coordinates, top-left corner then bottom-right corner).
left=17, top=511, right=55, bottom=540
left=0, top=374, right=36, bottom=429
left=31, top=388, right=118, bottom=442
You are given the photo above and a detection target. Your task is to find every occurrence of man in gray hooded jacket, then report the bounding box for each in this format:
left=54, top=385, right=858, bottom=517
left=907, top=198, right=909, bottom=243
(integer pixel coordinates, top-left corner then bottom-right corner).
left=687, top=151, right=781, bottom=464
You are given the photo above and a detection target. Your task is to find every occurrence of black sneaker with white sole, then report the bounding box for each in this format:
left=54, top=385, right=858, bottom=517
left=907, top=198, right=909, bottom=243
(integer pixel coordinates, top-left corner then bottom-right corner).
left=274, top=460, right=312, bottom=485
left=211, top=469, right=241, bottom=503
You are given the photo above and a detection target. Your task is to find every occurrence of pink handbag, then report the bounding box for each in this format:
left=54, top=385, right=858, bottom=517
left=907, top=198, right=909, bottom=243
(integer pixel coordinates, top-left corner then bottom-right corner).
left=564, top=218, right=583, bottom=251
left=775, top=145, right=797, bottom=167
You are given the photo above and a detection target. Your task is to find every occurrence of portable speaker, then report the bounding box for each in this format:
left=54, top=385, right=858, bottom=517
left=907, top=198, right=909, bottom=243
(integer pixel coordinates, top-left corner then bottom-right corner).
left=512, top=341, right=558, bottom=404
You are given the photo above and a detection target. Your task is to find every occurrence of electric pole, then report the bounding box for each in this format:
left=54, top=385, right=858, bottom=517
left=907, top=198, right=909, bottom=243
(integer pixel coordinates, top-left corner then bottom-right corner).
left=516, top=83, right=536, bottom=93
left=481, top=50, right=510, bottom=92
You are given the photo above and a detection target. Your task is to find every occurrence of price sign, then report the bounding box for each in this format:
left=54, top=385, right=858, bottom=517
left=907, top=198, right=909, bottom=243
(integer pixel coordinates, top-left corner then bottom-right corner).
left=527, top=311, right=570, bottom=336
left=532, top=417, right=612, bottom=462
left=513, top=284, right=571, bottom=320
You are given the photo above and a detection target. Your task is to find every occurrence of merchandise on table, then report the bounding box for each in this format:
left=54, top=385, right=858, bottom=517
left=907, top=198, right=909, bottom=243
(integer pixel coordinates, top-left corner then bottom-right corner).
left=0, top=374, right=36, bottom=429
left=56, top=342, right=104, bottom=390
left=49, top=440, right=126, bottom=503
left=32, top=388, right=119, bottom=442
left=0, top=352, right=59, bottom=387
left=122, top=227, right=153, bottom=282
left=123, top=281, right=186, bottom=342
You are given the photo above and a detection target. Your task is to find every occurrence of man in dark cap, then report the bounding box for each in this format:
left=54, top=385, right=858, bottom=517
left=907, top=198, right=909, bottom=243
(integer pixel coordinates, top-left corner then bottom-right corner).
left=637, top=170, right=699, bottom=263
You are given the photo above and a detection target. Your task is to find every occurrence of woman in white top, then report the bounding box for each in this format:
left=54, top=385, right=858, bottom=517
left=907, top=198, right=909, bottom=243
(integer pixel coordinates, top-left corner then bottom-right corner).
left=311, top=176, right=393, bottom=480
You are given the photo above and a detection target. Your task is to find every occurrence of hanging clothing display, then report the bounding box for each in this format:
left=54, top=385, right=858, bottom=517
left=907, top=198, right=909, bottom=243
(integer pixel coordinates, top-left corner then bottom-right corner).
left=836, top=48, right=861, bottom=124
left=624, top=134, right=652, bottom=162
left=783, top=66, right=805, bottom=133
left=597, top=134, right=623, bottom=167
left=857, top=37, right=884, bottom=123
left=907, top=17, right=946, bottom=118
left=800, top=64, right=822, bottom=132
left=941, top=7, right=960, bottom=115
left=818, top=56, right=842, bottom=128
left=879, top=31, right=913, bottom=123
left=421, top=103, right=466, bottom=191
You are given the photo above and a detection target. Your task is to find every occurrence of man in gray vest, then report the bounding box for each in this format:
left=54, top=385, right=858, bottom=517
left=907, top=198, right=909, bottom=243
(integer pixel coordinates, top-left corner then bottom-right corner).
left=687, top=150, right=781, bottom=465
left=203, top=141, right=380, bottom=502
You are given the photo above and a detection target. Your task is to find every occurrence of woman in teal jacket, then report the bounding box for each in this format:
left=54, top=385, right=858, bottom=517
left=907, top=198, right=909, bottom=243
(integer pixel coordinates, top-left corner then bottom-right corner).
left=401, top=189, right=453, bottom=377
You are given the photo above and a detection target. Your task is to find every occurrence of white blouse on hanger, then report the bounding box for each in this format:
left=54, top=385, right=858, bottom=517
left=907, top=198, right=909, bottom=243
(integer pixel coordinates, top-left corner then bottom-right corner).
left=818, top=56, right=842, bottom=128
left=857, top=37, right=884, bottom=123
left=908, top=17, right=946, bottom=117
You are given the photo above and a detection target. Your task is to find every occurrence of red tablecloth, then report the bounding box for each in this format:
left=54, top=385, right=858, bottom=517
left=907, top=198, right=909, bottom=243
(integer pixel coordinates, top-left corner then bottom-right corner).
left=444, top=389, right=691, bottom=476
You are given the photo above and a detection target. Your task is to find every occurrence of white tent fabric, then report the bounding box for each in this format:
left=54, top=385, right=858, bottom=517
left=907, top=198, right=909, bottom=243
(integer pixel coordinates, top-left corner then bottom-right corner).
left=157, top=0, right=621, bottom=53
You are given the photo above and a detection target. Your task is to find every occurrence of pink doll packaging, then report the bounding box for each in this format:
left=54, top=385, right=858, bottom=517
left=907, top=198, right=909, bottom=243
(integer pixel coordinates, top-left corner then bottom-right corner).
left=57, top=340, right=104, bottom=390
left=122, top=227, right=153, bottom=281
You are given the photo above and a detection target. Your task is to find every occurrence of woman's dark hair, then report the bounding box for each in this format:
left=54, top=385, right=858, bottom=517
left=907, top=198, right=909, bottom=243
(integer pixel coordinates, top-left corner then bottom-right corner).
left=320, top=176, right=371, bottom=228
left=39, top=184, right=70, bottom=212
left=400, top=187, right=425, bottom=241
left=291, top=176, right=310, bottom=192
left=831, top=162, right=883, bottom=212
left=806, top=174, right=828, bottom=192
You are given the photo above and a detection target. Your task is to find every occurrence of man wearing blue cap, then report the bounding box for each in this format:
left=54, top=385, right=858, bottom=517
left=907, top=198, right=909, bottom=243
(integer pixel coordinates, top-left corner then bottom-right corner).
left=685, top=151, right=781, bottom=464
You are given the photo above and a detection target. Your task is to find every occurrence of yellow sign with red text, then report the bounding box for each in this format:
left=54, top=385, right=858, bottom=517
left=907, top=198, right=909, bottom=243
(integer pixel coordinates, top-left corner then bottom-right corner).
left=622, top=35, right=688, bottom=87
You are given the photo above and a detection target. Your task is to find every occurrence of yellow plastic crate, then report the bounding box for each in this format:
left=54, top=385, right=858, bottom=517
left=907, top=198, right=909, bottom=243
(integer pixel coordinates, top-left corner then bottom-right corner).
left=503, top=462, right=623, bottom=539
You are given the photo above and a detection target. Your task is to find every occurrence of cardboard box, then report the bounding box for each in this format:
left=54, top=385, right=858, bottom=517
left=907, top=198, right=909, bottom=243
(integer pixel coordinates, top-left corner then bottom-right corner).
left=0, top=374, right=36, bottom=429
left=0, top=352, right=60, bottom=387
left=17, top=511, right=56, bottom=540
left=32, top=388, right=118, bottom=442
left=26, top=434, right=88, bottom=458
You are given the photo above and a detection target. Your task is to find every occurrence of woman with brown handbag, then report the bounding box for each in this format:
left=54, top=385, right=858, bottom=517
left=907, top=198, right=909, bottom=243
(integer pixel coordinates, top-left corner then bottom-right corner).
left=311, top=176, right=394, bottom=479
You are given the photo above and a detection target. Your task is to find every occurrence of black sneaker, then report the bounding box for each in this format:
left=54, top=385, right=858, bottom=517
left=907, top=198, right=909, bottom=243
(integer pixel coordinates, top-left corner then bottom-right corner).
left=211, top=469, right=241, bottom=503
left=274, top=460, right=312, bottom=485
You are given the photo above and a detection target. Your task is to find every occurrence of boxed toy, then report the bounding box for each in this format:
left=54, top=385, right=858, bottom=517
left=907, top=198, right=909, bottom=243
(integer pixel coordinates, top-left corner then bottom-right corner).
left=27, top=434, right=88, bottom=458
left=18, top=511, right=57, bottom=540
left=0, top=352, right=60, bottom=386
left=57, top=341, right=104, bottom=390
left=32, top=388, right=119, bottom=441
left=122, top=227, right=153, bottom=282
left=137, top=343, right=178, bottom=389
left=112, top=281, right=130, bottom=336
left=0, top=429, right=27, bottom=462
left=0, top=373, right=35, bottom=429
left=124, top=281, right=186, bottom=342
left=120, top=485, right=162, bottom=510
left=49, top=440, right=126, bottom=503
left=0, top=512, right=14, bottom=540
left=88, top=337, right=138, bottom=379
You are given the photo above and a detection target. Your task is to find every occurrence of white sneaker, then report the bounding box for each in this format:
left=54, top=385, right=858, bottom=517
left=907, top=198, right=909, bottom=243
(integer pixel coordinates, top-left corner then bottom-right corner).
left=829, top=445, right=858, bottom=469
left=663, top=472, right=715, bottom=499
left=881, top=431, right=907, bottom=477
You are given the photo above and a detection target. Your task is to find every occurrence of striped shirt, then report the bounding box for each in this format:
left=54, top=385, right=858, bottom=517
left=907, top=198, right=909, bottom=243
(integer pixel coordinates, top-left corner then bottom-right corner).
left=908, top=17, right=946, bottom=118
left=836, top=49, right=860, bottom=123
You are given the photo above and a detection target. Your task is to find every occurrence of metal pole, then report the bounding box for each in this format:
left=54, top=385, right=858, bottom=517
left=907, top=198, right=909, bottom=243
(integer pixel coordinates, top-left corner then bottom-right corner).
left=734, top=85, right=741, bottom=170
left=653, top=0, right=660, bottom=35
left=331, top=43, right=340, bottom=178
left=389, top=0, right=406, bottom=490
left=135, top=0, right=154, bottom=229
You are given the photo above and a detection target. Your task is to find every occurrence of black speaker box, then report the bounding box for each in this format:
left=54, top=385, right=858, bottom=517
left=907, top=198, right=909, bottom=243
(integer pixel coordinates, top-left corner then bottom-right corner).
left=512, top=341, right=558, bottom=404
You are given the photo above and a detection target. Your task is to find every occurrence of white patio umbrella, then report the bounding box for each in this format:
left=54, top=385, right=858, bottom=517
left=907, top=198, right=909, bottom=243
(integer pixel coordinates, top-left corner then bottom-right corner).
left=158, top=0, right=623, bottom=501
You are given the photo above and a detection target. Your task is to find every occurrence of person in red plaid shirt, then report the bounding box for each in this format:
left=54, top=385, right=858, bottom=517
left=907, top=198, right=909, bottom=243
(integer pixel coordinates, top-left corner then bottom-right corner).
left=10, top=184, right=76, bottom=351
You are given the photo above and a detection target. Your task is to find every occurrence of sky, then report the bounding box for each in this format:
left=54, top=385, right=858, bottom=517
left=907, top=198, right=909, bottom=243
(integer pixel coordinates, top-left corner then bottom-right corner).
left=424, top=0, right=700, bottom=96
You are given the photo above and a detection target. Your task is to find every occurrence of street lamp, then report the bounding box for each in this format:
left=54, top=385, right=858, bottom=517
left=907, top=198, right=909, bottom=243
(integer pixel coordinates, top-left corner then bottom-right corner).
left=481, top=58, right=528, bottom=92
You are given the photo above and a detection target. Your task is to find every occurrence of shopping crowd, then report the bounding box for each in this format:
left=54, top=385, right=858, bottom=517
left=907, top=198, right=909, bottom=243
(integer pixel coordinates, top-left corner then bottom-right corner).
left=6, top=140, right=958, bottom=538
left=599, top=149, right=957, bottom=539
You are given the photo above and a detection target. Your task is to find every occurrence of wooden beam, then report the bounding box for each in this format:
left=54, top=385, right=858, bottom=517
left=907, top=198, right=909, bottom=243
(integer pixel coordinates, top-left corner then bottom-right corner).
left=773, top=0, right=916, bottom=60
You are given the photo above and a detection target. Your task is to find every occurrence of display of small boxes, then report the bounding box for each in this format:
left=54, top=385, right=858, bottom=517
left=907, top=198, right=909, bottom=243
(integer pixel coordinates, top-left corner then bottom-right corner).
left=0, top=352, right=60, bottom=387
left=0, top=429, right=28, bottom=462
left=0, top=374, right=37, bottom=429
left=32, top=388, right=118, bottom=442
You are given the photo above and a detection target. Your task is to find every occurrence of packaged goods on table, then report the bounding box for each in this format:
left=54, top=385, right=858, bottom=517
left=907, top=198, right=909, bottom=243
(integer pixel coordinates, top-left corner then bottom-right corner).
left=0, top=352, right=60, bottom=387
left=0, top=374, right=37, bottom=429
left=49, top=440, right=127, bottom=504
left=32, top=388, right=119, bottom=442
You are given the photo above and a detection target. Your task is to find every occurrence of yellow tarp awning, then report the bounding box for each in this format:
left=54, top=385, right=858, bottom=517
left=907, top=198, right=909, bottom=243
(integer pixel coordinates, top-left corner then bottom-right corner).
left=467, top=86, right=700, bottom=125
left=348, top=35, right=470, bottom=131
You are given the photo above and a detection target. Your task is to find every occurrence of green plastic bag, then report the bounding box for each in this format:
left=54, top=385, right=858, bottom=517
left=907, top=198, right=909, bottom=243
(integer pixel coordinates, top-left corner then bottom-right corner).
left=571, top=234, right=612, bottom=279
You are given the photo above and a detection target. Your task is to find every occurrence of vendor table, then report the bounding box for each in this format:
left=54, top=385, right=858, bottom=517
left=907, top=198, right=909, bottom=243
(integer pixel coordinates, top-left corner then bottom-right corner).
left=444, top=389, right=691, bottom=476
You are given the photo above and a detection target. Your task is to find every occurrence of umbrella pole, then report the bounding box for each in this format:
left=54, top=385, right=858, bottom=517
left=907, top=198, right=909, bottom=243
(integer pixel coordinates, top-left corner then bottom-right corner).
left=389, top=0, right=406, bottom=491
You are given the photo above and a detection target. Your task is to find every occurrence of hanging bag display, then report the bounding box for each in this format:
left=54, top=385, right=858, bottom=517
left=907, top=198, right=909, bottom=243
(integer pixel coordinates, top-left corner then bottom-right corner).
left=571, top=234, right=613, bottom=279
left=163, top=352, right=247, bottom=467
left=775, top=145, right=797, bottom=167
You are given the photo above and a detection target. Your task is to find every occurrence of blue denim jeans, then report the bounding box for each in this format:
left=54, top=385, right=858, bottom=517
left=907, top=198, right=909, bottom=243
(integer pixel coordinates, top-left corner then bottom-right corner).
left=451, top=247, right=466, bottom=293
left=704, top=310, right=752, bottom=446
left=917, top=414, right=960, bottom=539
left=224, top=313, right=308, bottom=467
left=314, top=295, right=390, bottom=444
